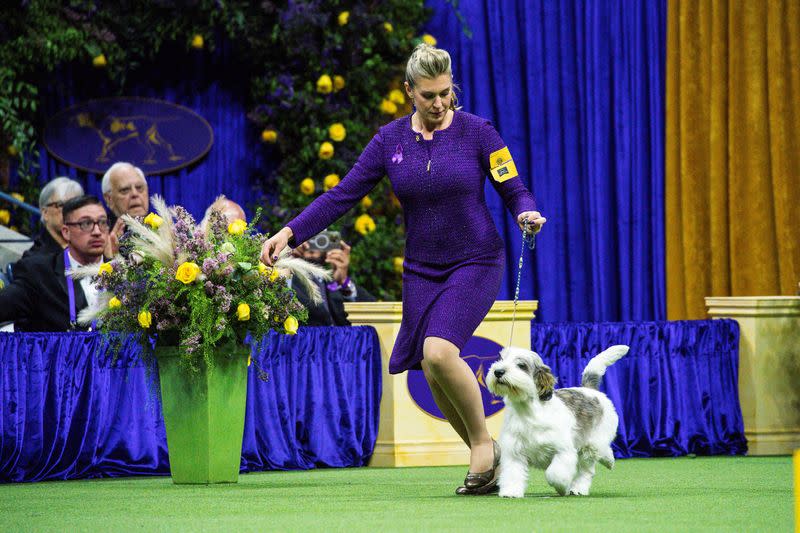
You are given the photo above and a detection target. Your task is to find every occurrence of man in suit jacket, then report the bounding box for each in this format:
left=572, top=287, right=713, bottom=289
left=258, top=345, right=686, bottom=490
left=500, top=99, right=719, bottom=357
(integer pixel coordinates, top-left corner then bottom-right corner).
left=18, top=177, right=85, bottom=261
left=289, top=238, right=375, bottom=326
left=0, top=195, right=109, bottom=331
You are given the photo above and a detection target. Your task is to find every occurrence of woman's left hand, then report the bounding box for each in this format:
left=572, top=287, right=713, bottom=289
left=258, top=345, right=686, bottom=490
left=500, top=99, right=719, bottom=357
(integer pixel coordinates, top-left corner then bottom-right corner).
left=517, top=211, right=546, bottom=233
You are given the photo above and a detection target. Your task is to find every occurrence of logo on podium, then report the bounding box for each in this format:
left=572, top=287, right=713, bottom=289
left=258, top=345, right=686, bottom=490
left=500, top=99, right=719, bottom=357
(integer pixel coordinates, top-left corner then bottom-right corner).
left=407, top=336, right=505, bottom=420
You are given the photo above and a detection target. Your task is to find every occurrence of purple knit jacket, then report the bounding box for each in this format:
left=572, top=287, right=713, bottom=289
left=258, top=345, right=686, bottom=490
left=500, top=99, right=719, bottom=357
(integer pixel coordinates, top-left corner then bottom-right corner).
left=287, top=111, right=536, bottom=264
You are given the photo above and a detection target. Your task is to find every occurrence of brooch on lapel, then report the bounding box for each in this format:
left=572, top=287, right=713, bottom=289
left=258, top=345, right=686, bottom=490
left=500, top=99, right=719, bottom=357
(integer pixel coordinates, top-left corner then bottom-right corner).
left=391, top=144, right=404, bottom=164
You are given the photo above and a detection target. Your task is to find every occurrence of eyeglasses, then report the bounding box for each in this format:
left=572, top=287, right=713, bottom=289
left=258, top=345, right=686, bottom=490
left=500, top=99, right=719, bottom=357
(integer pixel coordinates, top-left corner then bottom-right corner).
left=64, top=218, right=110, bottom=232
left=45, top=201, right=65, bottom=209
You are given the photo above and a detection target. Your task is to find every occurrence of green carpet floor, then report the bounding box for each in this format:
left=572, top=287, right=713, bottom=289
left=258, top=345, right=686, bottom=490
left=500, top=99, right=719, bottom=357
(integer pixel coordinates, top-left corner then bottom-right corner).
left=0, top=456, right=793, bottom=532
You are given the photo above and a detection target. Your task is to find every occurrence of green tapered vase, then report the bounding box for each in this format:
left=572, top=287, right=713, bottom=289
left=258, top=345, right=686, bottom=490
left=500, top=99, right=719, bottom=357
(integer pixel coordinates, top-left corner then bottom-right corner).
left=156, top=343, right=249, bottom=484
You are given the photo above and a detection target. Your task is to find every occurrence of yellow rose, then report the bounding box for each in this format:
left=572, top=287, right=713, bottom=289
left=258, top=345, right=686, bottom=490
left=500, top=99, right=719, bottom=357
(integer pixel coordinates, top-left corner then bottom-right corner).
left=269, top=268, right=280, bottom=282
left=0, top=209, right=9, bottom=225
left=318, top=141, right=334, bottom=160
left=393, top=256, right=404, bottom=273
left=98, top=262, right=113, bottom=276
left=337, top=11, right=349, bottom=26
left=354, top=213, right=376, bottom=235
left=92, top=54, right=107, bottom=68
left=300, top=178, right=315, bottom=195
left=422, top=34, right=437, bottom=46
left=227, top=219, right=248, bottom=235
left=328, top=123, right=346, bottom=142
left=284, top=315, right=299, bottom=335
left=175, top=262, right=201, bottom=284
left=143, top=212, right=163, bottom=229
left=360, top=196, right=373, bottom=209
left=6, top=145, right=18, bottom=157
left=108, top=296, right=122, bottom=309
left=191, top=34, right=204, bottom=49
left=333, top=75, right=346, bottom=91
left=389, top=89, right=405, bottom=105
left=380, top=99, right=398, bottom=115
left=316, top=74, right=333, bottom=94
left=323, top=173, right=340, bottom=191
left=261, top=129, right=278, bottom=143
left=258, top=262, right=269, bottom=276
left=138, top=310, right=152, bottom=329
left=237, top=302, right=251, bottom=321
left=10, top=192, right=24, bottom=203
left=383, top=22, right=394, bottom=33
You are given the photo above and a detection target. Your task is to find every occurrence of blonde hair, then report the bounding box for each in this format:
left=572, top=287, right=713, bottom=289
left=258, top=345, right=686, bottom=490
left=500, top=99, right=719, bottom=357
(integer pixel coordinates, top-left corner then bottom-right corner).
left=405, top=43, right=459, bottom=110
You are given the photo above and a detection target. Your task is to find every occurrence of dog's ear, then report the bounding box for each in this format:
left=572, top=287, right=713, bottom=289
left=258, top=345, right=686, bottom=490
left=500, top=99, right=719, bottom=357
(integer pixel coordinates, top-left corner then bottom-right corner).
left=534, top=364, right=556, bottom=401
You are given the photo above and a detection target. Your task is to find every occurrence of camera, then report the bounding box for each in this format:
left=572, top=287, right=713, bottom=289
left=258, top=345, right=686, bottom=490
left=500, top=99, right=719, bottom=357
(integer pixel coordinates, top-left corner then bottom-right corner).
left=307, top=230, right=341, bottom=252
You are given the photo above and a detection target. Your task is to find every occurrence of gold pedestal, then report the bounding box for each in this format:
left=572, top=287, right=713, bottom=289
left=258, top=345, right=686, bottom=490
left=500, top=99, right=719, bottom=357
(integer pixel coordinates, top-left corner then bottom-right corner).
left=345, top=300, right=537, bottom=467
left=706, top=296, right=800, bottom=455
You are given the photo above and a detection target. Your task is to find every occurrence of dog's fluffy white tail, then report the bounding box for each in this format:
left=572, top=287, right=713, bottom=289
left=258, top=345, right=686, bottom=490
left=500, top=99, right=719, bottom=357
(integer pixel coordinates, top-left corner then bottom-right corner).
left=581, top=345, right=629, bottom=389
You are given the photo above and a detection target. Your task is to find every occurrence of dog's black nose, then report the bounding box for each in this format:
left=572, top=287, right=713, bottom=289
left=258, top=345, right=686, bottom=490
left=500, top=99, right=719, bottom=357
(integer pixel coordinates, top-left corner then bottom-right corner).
left=493, top=368, right=505, bottom=378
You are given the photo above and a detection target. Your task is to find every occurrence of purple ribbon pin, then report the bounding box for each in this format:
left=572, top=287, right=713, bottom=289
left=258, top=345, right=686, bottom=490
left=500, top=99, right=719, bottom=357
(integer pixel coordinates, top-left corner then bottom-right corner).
left=391, top=144, right=403, bottom=164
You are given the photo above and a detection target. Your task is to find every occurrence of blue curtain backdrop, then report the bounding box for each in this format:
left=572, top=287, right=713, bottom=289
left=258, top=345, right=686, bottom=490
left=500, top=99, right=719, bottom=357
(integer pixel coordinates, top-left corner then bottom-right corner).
left=531, top=320, right=746, bottom=457
left=30, top=42, right=269, bottom=222
left=17, top=1, right=667, bottom=322
left=425, top=0, right=667, bottom=322
left=0, top=328, right=381, bottom=483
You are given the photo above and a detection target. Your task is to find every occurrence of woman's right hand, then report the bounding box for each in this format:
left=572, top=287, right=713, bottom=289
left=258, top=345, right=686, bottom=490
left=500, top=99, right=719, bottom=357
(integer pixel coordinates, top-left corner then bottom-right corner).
left=260, top=227, right=293, bottom=266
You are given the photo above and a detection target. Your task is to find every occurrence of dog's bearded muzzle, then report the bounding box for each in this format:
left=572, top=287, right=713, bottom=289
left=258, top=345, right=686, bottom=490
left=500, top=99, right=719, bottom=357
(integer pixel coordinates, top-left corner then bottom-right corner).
left=487, top=364, right=520, bottom=398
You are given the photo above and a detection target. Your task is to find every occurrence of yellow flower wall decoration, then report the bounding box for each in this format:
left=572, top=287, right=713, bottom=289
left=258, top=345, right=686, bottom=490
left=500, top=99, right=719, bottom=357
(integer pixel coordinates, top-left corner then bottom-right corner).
left=333, top=75, right=346, bottom=91
left=328, top=123, right=346, bottom=142
left=354, top=214, right=376, bottom=235
left=380, top=99, right=398, bottom=115
left=323, top=174, right=340, bottom=191
left=300, top=178, right=315, bottom=195
left=318, top=141, right=334, bottom=159
left=316, top=74, right=333, bottom=94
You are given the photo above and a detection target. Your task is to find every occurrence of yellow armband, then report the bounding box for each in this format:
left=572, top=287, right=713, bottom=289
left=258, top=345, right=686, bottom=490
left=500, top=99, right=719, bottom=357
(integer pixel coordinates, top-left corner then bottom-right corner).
left=489, top=146, right=519, bottom=183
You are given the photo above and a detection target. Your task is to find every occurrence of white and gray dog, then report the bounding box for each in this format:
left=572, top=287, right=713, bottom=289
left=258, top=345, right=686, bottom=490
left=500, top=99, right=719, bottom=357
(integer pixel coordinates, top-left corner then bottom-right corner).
left=486, top=345, right=628, bottom=498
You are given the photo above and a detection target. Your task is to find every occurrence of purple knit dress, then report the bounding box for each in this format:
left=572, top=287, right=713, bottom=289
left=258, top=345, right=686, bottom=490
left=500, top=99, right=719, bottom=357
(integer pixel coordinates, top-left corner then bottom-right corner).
left=287, top=111, right=536, bottom=374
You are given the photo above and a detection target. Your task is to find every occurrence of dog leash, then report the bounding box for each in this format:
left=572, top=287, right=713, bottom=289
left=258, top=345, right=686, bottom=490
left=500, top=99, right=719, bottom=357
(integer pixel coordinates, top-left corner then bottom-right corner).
left=507, top=220, right=536, bottom=349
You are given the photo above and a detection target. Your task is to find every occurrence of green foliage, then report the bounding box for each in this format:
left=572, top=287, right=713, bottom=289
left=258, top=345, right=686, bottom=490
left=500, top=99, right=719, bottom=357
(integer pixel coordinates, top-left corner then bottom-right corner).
left=0, top=0, right=432, bottom=300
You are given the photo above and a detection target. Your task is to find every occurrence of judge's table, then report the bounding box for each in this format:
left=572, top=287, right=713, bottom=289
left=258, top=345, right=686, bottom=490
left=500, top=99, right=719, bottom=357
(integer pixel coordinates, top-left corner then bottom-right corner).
left=345, top=300, right=537, bottom=467
left=706, top=296, right=800, bottom=455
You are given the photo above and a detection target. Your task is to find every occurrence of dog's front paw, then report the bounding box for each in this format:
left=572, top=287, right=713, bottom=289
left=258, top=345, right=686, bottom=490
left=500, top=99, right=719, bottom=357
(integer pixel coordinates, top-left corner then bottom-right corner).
left=568, top=488, right=590, bottom=496
left=499, top=489, right=525, bottom=499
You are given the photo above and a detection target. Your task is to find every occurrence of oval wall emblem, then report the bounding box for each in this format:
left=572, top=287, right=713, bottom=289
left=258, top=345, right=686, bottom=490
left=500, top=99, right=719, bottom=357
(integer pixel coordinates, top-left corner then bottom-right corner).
left=407, top=336, right=506, bottom=420
left=43, top=97, right=213, bottom=175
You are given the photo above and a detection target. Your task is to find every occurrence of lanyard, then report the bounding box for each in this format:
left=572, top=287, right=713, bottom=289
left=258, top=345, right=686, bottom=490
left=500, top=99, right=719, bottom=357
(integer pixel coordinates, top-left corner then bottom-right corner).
left=63, top=248, right=97, bottom=331
left=63, top=248, right=78, bottom=328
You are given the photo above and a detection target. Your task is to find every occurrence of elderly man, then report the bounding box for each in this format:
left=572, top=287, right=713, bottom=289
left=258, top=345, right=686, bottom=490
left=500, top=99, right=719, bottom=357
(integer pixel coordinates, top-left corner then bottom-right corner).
left=21, top=177, right=84, bottom=259
left=0, top=195, right=109, bottom=331
left=102, top=162, right=149, bottom=220
left=101, top=162, right=149, bottom=256
left=198, top=195, right=247, bottom=233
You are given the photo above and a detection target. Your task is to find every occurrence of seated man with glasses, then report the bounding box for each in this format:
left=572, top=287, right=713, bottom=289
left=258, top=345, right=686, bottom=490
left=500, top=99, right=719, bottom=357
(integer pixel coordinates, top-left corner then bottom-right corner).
left=0, top=195, right=109, bottom=331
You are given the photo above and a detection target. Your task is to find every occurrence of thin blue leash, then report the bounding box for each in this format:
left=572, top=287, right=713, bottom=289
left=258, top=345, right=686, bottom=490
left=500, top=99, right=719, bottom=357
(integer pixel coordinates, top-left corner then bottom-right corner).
left=508, top=220, right=537, bottom=349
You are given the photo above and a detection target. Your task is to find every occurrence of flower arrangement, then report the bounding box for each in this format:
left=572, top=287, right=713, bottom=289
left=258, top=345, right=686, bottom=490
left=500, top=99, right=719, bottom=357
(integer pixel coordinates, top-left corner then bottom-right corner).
left=74, top=196, right=326, bottom=373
